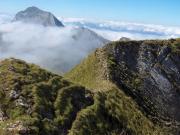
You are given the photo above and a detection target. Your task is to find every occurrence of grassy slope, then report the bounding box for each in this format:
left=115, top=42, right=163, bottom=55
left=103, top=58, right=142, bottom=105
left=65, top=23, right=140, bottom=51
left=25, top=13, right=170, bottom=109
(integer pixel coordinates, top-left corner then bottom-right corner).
left=65, top=48, right=114, bottom=91
left=65, top=48, right=167, bottom=135
left=0, top=58, right=93, bottom=135
left=1, top=37, right=179, bottom=135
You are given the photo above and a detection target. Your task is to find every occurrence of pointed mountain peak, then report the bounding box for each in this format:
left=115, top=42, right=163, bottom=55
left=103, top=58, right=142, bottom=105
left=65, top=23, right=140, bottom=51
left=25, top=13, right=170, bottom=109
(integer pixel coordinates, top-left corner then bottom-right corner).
left=25, top=6, right=41, bottom=11
left=13, top=6, right=64, bottom=27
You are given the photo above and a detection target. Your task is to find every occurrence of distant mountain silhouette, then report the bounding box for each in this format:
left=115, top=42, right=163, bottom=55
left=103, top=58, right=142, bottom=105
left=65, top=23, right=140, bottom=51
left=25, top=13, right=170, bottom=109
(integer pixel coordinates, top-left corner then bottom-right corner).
left=13, top=6, right=64, bottom=27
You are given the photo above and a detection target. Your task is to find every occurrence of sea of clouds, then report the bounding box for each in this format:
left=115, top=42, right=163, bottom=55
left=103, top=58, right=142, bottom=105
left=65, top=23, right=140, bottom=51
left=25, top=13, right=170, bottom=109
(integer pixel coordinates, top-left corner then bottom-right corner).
left=0, top=14, right=106, bottom=73
left=61, top=17, right=180, bottom=40
left=0, top=14, right=180, bottom=73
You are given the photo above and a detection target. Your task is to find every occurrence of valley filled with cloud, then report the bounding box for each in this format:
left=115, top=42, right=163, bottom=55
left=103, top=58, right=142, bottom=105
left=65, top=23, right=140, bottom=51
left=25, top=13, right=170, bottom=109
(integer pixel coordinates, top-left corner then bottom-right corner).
left=62, top=17, right=180, bottom=40
left=0, top=13, right=180, bottom=73
left=0, top=14, right=107, bottom=73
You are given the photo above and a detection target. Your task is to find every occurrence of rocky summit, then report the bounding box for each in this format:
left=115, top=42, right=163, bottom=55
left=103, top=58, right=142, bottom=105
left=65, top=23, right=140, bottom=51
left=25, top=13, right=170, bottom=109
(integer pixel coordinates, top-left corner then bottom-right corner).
left=13, top=6, right=64, bottom=27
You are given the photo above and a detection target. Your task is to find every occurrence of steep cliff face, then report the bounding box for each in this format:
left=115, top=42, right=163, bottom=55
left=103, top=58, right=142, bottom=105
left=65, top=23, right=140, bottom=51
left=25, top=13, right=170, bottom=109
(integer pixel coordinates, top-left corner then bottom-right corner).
left=105, top=39, right=180, bottom=122
left=66, top=39, right=180, bottom=135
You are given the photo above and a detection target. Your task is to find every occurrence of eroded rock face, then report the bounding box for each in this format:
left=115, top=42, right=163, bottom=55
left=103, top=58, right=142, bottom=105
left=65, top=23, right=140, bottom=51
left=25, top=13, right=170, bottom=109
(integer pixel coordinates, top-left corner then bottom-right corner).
left=106, top=40, right=180, bottom=122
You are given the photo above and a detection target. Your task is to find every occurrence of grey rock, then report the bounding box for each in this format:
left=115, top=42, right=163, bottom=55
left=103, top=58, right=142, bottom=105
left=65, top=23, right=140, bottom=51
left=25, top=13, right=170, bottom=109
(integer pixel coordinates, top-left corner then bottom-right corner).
left=13, top=6, right=64, bottom=27
left=106, top=40, right=180, bottom=122
left=9, top=89, right=20, bottom=99
left=119, top=37, right=131, bottom=41
left=150, top=68, right=172, bottom=92
left=15, top=96, right=29, bottom=107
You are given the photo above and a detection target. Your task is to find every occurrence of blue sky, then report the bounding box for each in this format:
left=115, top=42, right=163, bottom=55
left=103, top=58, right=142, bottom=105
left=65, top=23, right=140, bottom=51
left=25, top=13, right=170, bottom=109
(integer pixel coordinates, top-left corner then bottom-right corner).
left=0, top=0, right=180, bottom=26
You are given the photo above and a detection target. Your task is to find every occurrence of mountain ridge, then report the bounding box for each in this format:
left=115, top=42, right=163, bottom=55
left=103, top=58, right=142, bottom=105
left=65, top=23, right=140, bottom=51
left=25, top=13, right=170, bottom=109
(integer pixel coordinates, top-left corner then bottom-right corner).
left=66, top=39, right=180, bottom=135
left=0, top=57, right=167, bottom=135
left=1, top=6, right=180, bottom=135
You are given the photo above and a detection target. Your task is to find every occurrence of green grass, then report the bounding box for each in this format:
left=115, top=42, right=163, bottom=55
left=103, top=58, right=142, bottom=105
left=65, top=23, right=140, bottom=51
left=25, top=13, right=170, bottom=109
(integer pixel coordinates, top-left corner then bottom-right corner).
left=65, top=49, right=114, bottom=91
left=171, top=38, right=180, bottom=53
left=69, top=88, right=165, bottom=135
left=65, top=48, right=168, bottom=135
left=1, top=38, right=178, bottom=135
left=0, top=58, right=93, bottom=134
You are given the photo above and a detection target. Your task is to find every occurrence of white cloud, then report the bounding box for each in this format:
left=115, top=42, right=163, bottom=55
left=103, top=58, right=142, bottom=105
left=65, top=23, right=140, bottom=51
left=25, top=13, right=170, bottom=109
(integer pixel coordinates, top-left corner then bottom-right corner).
left=90, top=28, right=167, bottom=41
left=0, top=21, right=107, bottom=73
left=0, top=13, right=13, bottom=24
left=61, top=17, right=180, bottom=40
left=0, top=15, right=179, bottom=74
